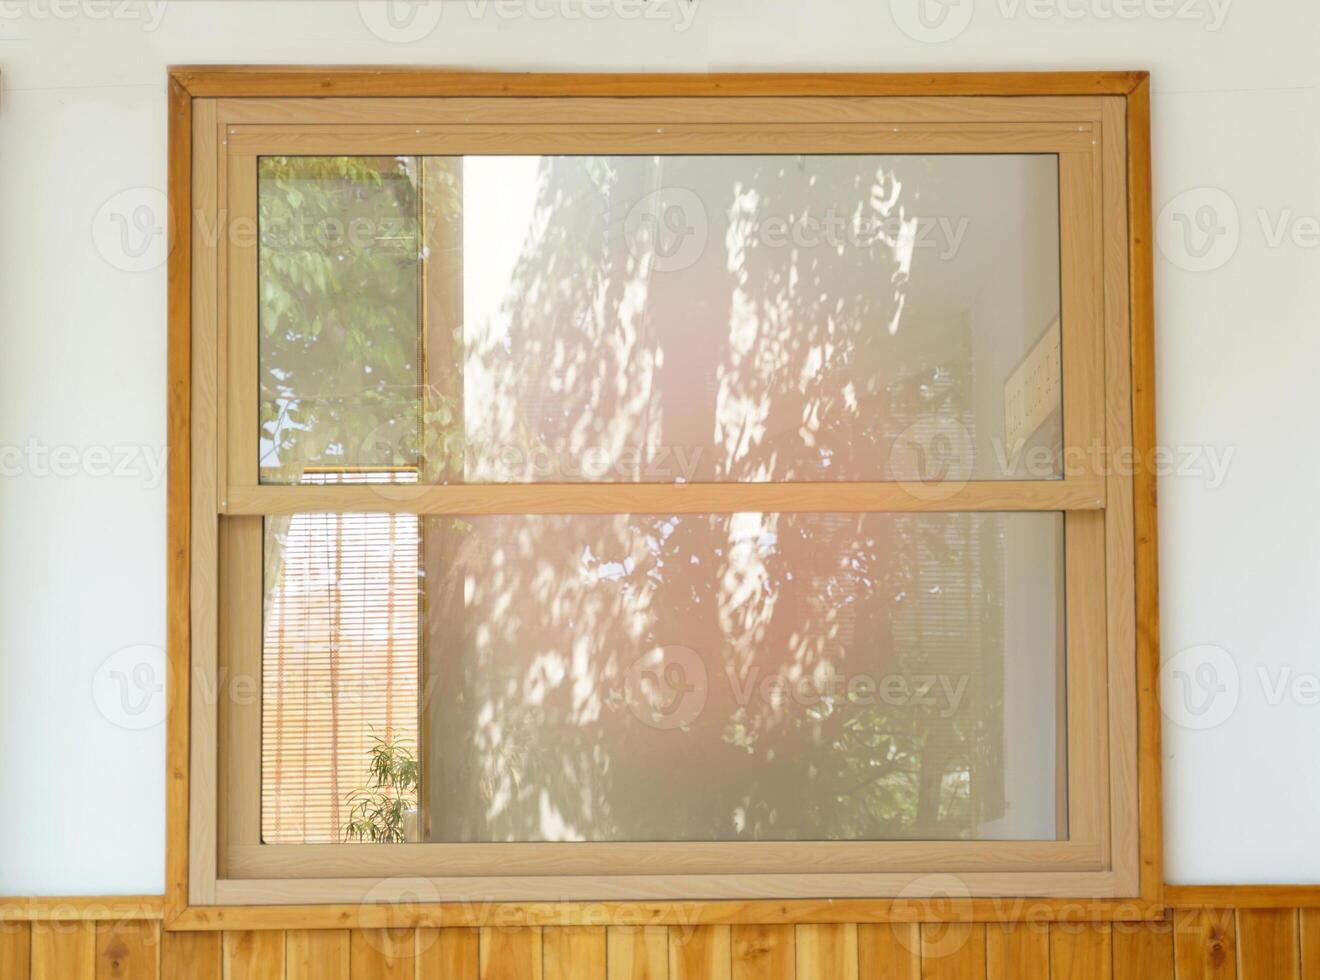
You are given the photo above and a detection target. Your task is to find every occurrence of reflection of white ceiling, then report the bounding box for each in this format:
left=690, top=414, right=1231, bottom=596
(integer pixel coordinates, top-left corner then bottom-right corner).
left=888, top=154, right=1060, bottom=318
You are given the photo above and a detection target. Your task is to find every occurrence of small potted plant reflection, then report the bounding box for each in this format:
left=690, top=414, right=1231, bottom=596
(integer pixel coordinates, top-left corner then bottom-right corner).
left=342, top=730, right=421, bottom=843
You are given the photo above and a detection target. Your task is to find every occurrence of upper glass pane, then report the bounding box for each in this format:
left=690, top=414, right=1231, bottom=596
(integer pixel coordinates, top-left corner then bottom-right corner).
left=258, top=154, right=1062, bottom=485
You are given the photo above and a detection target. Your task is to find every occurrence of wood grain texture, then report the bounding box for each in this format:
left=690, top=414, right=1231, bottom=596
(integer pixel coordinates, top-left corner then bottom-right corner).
left=285, top=929, right=348, bottom=980
left=543, top=927, right=605, bottom=980
left=1051, top=923, right=1112, bottom=980
left=1125, top=72, right=1164, bottom=907
left=95, top=920, right=158, bottom=980
left=857, top=923, right=919, bottom=980
left=480, top=928, right=542, bottom=980
left=165, top=70, right=194, bottom=922
left=795, top=924, right=857, bottom=980
left=171, top=68, right=1148, bottom=100
left=670, top=926, right=730, bottom=980
left=418, top=928, right=479, bottom=979
left=349, top=929, right=415, bottom=978
left=30, top=921, right=97, bottom=980
left=159, top=930, right=220, bottom=980
left=1, top=923, right=31, bottom=980
left=1237, top=909, right=1299, bottom=980
left=919, top=922, right=985, bottom=980
left=731, top=924, right=794, bottom=979
left=607, top=927, right=668, bottom=979
left=1167, top=887, right=1320, bottom=909
left=2, top=911, right=1320, bottom=979
left=171, top=69, right=1161, bottom=922
left=1300, top=910, right=1320, bottom=980
left=1174, top=908, right=1236, bottom=980
left=986, top=922, right=1049, bottom=980
left=1112, top=920, right=1173, bottom=980
left=224, top=930, right=284, bottom=980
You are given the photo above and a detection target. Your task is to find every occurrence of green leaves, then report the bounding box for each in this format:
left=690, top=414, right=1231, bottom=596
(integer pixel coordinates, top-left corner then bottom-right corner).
left=342, top=729, right=420, bottom=844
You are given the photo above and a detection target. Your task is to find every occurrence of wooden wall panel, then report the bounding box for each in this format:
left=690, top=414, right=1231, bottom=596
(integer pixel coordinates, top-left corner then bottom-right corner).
left=159, top=929, right=220, bottom=980
left=671, top=926, right=730, bottom=980
left=1112, top=920, right=1173, bottom=980
left=31, top=921, right=96, bottom=980
left=285, top=929, right=348, bottom=980
left=920, top=922, right=986, bottom=980
left=418, top=927, right=479, bottom=979
left=95, top=920, right=158, bottom=980
left=1, top=923, right=32, bottom=980
left=857, top=923, right=920, bottom=980
left=543, top=927, right=605, bottom=980
left=1300, top=911, right=1320, bottom=980
left=479, top=927, right=542, bottom=980
left=1237, top=909, right=1300, bottom=980
left=224, top=930, right=284, bottom=980
left=349, top=929, right=415, bottom=979
left=987, top=922, right=1049, bottom=980
left=607, top=926, right=667, bottom=979
left=6, top=908, right=1320, bottom=980
left=1174, top=908, right=1236, bottom=980
left=1051, top=923, right=1112, bottom=980
left=795, top=924, right=857, bottom=980
left=730, top=924, right=794, bottom=980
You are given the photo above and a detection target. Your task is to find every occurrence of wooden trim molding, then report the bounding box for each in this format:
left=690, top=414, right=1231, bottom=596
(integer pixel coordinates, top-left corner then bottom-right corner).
left=0, top=897, right=165, bottom=923
left=170, top=67, right=1149, bottom=99
left=1164, top=886, right=1320, bottom=910
left=166, top=66, right=1160, bottom=927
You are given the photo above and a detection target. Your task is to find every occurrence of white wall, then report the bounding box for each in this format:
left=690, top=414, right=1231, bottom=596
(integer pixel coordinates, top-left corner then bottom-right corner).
left=1, top=0, right=1316, bottom=895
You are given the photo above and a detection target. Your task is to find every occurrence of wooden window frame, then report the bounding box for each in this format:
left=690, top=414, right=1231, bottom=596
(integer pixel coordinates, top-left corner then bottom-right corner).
left=166, top=67, right=1162, bottom=928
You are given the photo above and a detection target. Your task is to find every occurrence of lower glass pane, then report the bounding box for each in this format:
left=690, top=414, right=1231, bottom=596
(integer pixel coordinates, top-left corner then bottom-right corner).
left=261, top=511, right=1064, bottom=844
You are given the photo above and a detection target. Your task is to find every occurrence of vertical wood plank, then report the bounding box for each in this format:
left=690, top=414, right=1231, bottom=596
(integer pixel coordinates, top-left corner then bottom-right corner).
left=418, top=928, right=479, bottom=979
left=0, top=922, right=31, bottom=980
left=1300, top=910, right=1320, bottom=980
left=543, top=928, right=605, bottom=980
left=920, top=922, right=985, bottom=980
left=1237, top=910, right=1300, bottom=980
left=480, top=928, right=542, bottom=980
left=795, top=924, right=857, bottom=980
left=285, top=929, right=348, bottom=980
left=160, top=930, right=220, bottom=980
left=731, top=924, right=794, bottom=980
left=987, top=922, right=1048, bottom=980
left=1174, top=909, right=1237, bottom=980
left=858, top=923, right=919, bottom=980
left=95, top=920, right=159, bottom=980
left=670, top=925, right=730, bottom=980
left=1050, top=923, right=1112, bottom=980
left=1113, top=921, right=1173, bottom=980
left=607, top=927, right=667, bottom=980
left=31, top=921, right=96, bottom=980
left=350, top=929, right=416, bottom=979
left=223, top=930, right=283, bottom=980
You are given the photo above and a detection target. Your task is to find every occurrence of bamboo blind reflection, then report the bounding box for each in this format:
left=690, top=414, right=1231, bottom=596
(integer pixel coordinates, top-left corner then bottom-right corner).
left=261, top=471, right=421, bottom=843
